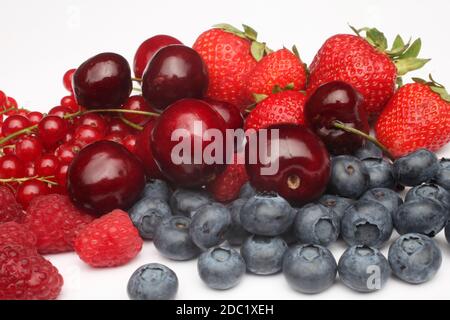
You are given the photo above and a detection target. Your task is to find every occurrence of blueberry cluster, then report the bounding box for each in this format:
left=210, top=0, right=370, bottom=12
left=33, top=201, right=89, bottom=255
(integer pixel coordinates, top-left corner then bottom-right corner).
left=127, top=147, right=450, bottom=299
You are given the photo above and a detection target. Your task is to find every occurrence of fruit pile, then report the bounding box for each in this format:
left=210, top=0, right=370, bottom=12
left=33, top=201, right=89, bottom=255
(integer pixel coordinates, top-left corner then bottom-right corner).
left=0, top=23, right=449, bottom=300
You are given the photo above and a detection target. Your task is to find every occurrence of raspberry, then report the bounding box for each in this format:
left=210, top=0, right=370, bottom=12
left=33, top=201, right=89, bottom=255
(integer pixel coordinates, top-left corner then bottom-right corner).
left=0, top=186, right=24, bottom=223
left=74, top=209, right=143, bottom=268
left=0, top=222, right=37, bottom=250
left=0, top=244, right=63, bottom=300
left=24, top=194, right=94, bottom=254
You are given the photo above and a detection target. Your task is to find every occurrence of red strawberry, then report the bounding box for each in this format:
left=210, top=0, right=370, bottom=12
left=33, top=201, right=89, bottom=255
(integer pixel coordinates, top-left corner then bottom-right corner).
left=308, top=27, right=429, bottom=118
left=244, top=47, right=307, bottom=102
left=193, top=24, right=269, bottom=108
left=24, top=194, right=94, bottom=254
left=375, top=77, right=450, bottom=158
left=74, top=209, right=143, bottom=268
left=244, top=90, right=306, bottom=131
left=207, top=152, right=248, bottom=202
left=0, top=185, right=24, bottom=223
left=0, top=222, right=37, bottom=250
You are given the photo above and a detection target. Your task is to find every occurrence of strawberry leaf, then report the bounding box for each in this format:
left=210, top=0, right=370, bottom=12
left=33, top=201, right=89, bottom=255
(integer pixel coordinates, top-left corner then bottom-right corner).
left=392, top=35, right=405, bottom=51
left=292, top=45, right=300, bottom=59
left=213, top=23, right=247, bottom=39
left=365, top=28, right=388, bottom=51
left=251, top=41, right=267, bottom=62
left=253, top=93, right=268, bottom=103
left=401, top=38, right=422, bottom=59
left=242, top=24, right=258, bottom=41
left=395, top=58, right=431, bottom=76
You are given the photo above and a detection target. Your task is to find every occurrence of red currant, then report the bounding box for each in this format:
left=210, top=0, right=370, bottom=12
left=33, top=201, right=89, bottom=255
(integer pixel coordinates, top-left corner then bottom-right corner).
left=27, top=111, right=44, bottom=125
left=75, top=113, right=107, bottom=135
left=107, top=118, right=131, bottom=137
left=60, top=95, right=80, bottom=112
left=5, top=97, right=18, bottom=115
left=2, top=115, right=31, bottom=137
left=122, top=135, right=137, bottom=154
left=49, top=106, right=72, bottom=118
left=105, top=133, right=123, bottom=144
left=123, top=95, right=157, bottom=126
left=38, top=116, right=69, bottom=149
left=35, top=154, right=60, bottom=176
left=15, top=135, right=43, bottom=162
left=0, top=155, right=25, bottom=178
left=0, top=91, right=6, bottom=107
left=16, top=179, right=50, bottom=208
left=74, top=125, right=104, bottom=146
left=63, top=68, right=76, bottom=92
left=16, top=109, right=29, bottom=117
left=57, top=164, right=69, bottom=187
left=55, top=143, right=80, bottom=164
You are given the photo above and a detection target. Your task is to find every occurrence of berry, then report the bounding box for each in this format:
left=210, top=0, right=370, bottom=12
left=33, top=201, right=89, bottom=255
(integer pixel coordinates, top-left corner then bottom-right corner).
left=63, top=68, right=76, bottom=92
left=49, top=106, right=72, bottom=118
left=388, top=233, right=442, bottom=284
left=38, top=116, right=69, bottom=149
left=0, top=155, right=25, bottom=179
left=24, top=194, right=94, bottom=254
left=16, top=180, right=50, bottom=209
left=169, top=188, right=211, bottom=217
left=0, top=186, right=23, bottom=223
left=283, top=244, right=337, bottom=294
left=354, top=141, right=383, bottom=160
left=225, top=198, right=250, bottom=246
left=129, top=197, right=172, bottom=240
left=60, top=95, right=79, bottom=112
left=238, top=182, right=256, bottom=199
left=2, top=115, right=30, bottom=137
left=197, top=246, right=245, bottom=290
left=127, top=263, right=178, bottom=300
left=122, top=135, right=137, bottom=154
left=73, top=124, right=104, bottom=146
left=435, top=158, right=450, bottom=190
left=76, top=113, right=107, bottom=135
left=362, top=158, right=395, bottom=189
left=134, top=121, right=164, bottom=179
left=328, top=155, right=369, bottom=199
left=15, top=135, right=43, bottom=162
left=0, top=222, right=36, bottom=249
left=338, top=245, right=390, bottom=293
left=142, top=179, right=171, bottom=202
left=55, top=143, right=80, bottom=165
left=317, top=194, right=353, bottom=221
left=26, top=111, right=44, bottom=125
left=123, top=95, right=157, bottom=126
left=35, top=154, right=60, bottom=176
left=405, top=183, right=450, bottom=209
left=360, top=188, right=403, bottom=217
left=204, top=98, right=244, bottom=131
left=393, top=149, right=440, bottom=186
left=74, top=209, right=143, bottom=267
left=107, top=118, right=131, bottom=136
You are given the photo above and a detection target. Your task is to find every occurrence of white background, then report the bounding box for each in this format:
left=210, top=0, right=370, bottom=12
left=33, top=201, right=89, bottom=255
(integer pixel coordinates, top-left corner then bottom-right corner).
left=1, top=0, right=450, bottom=300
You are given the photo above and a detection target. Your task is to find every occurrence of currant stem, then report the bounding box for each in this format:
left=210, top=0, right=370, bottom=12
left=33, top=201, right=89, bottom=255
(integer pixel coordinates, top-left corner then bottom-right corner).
left=0, top=175, right=58, bottom=186
left=119, top=115, right=144, bottom=131
left=0, top=124, right=38, bottom=146
left=81, top=108, right=160, bottom=118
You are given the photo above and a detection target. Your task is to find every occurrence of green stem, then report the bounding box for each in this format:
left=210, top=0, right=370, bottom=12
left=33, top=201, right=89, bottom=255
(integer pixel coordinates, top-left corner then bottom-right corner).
left=0, top=175, right=58, bottom=186
left=119, top=115, right=144, bottom=131
left=0, top=124, right=38, bottom=146
left=81, top=108, right=160, bottom=118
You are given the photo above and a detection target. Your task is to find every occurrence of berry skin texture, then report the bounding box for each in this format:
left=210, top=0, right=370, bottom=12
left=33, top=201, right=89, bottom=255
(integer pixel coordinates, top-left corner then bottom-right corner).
left=354, top=141, right=383, bottom=160
left=0, top=222, right=36, bottom=249
left=0, top=186, right=24, bottom=223
left=193, top=28, right=257, bottom=107
left=244, top=90, right=306, bottom=131
left=24, top=194, right=94, bottom=254
left=328, top=155, right=369, bottom=199
left=435, top=158, right=450, bottom=190
left=393, top=149, right=440, bottom=187
left=375, top=84, right=450, bottom=157
left=142, top=179, right=172, bottom=202
left=169, top=188, right=211, bottom=217
left=74, top=209, right=143, bottom=268
left=317, top=194, right=353, bottom=221
left=361, top=158, right=395, bottom=189
left=360, top=188, right=403, bottom=217
left=405, top=183, right=450, bottom=209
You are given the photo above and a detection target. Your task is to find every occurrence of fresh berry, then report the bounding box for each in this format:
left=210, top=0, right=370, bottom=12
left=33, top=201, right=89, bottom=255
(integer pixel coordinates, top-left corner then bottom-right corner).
left=317, top=194, right=353, bottom=221
left=328, top=155, right=369, bottom=199
left=392, top=149, right=439, bottom=186
left=2, top=115, right=30, bottom=137
left=35, top=154, right=60, bottom=176
left=354, top=141, right=383, bottom=160
left=63, top=68, right=76, bottom=92
left=0, top=222, right=36, bottom=249
left=26, top=111, right=44, bottom=125
left=15, top=136, right=43, bottom=162
left=435, top=158, right=450, bottom=190
left=38, top=116, right=69, bottom=149
left=129, top=197, right=172, bottom=240
left=0, top=186, right=24, bottom=223
left=225, top=198, right=250, bottom=246
left=55, top=143, right=80, bottom=165
left=204, top=98, right=244, bottom=131
left=75, top=113, right=107, bottom=135
left=405, top=183, right=450, bottom=209
left=0, top=155, right=25, bottom=179
left=362, top=158, right=395, bottom=189
left=123, top=95, right=157, bottom=126
left=239, top=182, right=256, bottom=199
left=49, top=106, right=72, bottom=118
left=142, top=179, right=171, bottom=202
left=134, top=121, right=164, bottom=179
left=169, top=188, right=211, bottom=217
left=360, top=188, right=403, bottom=217
left=16, top=180, right=50, bottom=209
left=60, top=95, right=79, bottom=112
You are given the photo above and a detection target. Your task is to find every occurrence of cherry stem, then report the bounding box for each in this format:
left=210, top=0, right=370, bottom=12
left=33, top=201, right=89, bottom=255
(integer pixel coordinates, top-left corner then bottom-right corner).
left=132, top=87, right=142, bottom=92
left=0, top=175, right=58, bottom=186
left=119, top=115, right=144, bottom=131
left=131, top=77, right=142, bottom=82
left=332, top=121, right=394, bottom=160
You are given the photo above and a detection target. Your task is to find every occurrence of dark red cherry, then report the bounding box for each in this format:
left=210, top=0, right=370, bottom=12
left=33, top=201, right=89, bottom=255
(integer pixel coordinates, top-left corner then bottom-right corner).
left=123, top=95, right=158, bottom=126
left=245, top=124, right=330, bottom=205
left=134, top=121, right=164, bottom=179
left=151, top=99, right=226, bottom=187
left=67, top=140, right=145, bottom=215
left=305, top=81, right=370, bottom=155
left=142, top=45, right=208, bottom=110
left=204, top=98, right=244, bottom=130
left=133, top=35, right=182, bottom=79
left=73, top=52, right=132, bottom=109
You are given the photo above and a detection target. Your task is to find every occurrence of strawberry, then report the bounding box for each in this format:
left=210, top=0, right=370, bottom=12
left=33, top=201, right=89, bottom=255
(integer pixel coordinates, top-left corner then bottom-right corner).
left=244, top=47, right=307, bottom=102
left=308, top=27, right=429, bottom=118
left=244, top=90, right=306, bottom=131
left=193, top=24, right=269, bottom=108
left=375, top=76, right=450, bottom=158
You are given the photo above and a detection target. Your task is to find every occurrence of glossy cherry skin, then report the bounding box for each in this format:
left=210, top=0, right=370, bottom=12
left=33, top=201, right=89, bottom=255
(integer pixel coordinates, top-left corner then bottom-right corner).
left=142, top=45, right=208, bottom=110
left=73, top=52, right=132, bottom=109
left=204, top=98, right=244, bottom=130
left=133, top=35, right=182, bottom=79
left=151, top=99, right=227, bottom=187
left=123, top=95, right=158, bottom=126
left=245, top=124, right=330, bottom=206
left=134, top=121, right=164, bottom=179
left=67, top=140, right=146, bottom=215
left=305, top=81, right=370, bottom=155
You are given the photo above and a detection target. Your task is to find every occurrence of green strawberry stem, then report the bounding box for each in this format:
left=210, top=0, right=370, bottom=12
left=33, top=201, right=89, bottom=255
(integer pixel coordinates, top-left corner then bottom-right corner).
left=332, top=121, right=394, bottom=160
left=0, top=175, right=57, bottom=186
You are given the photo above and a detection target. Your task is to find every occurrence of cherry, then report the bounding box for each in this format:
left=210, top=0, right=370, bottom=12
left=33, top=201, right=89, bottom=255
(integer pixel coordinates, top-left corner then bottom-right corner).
left=305, top=81, right=370, bottom=155
left=74, top=125, right=104, bottom=147
left=16, top=180, right=50, bottom=208
left=151, top=99, right=226, bottom=187
left=245, top=124, right=330, bottom=205
left=134, top=121, right=163, bottom=179
left=0, top=155, right=25, bottom=178
left=2, top=115, right=30, bottom=137
left=142, top=45, right=208, bottom=110
left=67, top=140, right=146, bottom=215
left=123, top=95, right=157, bottom=126
left=63, top=68, right=76, bottom=92
left=75, top=113, right=107, bottom=135
left=133, top=35, right=182, bottom=79
left=204, top=98, right=244, bottom=130
left=27, top=111, right=44, bottom=125
left=55, top=143, right=80, bottom=164
left=35, top=154, right=60, bottom=176
left=38, top=116, right=68, bottom=149
left=122, top=135, right=137, bottom=154
left=49, top=106, right=72, bottom=118
left=15, top=135, right=43, bottom=162
left=60, top=95, right=80, bottom=112
left=107, top=118, right=131, bottom=137
left=73, top=52, right=132, bottom=109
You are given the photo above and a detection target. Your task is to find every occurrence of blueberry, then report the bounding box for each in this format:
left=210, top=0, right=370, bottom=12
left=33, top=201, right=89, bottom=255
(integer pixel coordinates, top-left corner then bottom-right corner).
left=318, top=194, right=354, bottom=221
left=294, top=203, right=340, bottom=246
left=341, top=200, right=393, bottom=248
left=170, top=188, right=211, bottom=217
left=154, top=216, right=201, bottom=260
left=283, top=244, right=337, bottom=294
left=280, top=225, right=298, bottom=245
left=435, top=158, right=450, bottom=190
left=362, top=158, right=395, bottom=189
left=405, top=183, right=450, bottom=209
left=338, top=245, right=390, bottom=293
left=354, top=141, right=383, bottom=160
left=239, top=182, right=256, bottom=199
left=240, top=193, right=296, bottom=236
left=392, top=199, right=448, bottom=237
left=127, top=263, right=178, bottom=300
left=129, top=197, right=172, bottom=239
left=189, top=203, right=231, bottom=249
left=197, top=247, right=246, bottom=290
left=393, top=149, right=439, bottom=187
left=225, top=198, right=250, bottom=246
left=388, top=233, right=442, bottom=284
left=360, top=188, right=403, bottom=217
left=445, top=222, right=450, bottom=244
left=241, top=235, right=288, bottom=275
left=142, top=179, right=171, bottom=201
left=328, top=155, right=369, bottom=199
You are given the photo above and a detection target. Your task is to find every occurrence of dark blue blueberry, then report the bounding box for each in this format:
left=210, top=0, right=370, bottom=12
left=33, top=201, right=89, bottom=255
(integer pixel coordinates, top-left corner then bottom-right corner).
left=240, top=193, right=296, bottom=236
left=154, top=216, right=201, bottom=261
left=225, top=198, right=250, bottom=246
left=360, top=188, right=403, bottom=217
left=354, top=141, right=383, bottom=160
left=393, top=149, right=439, bottom=187
left=338, top=245, right=390, bottom=293
left=239, top=182, right=256, bottom=199
left=393, top=199, right=448, bottom=237
left=328, top=156, right=369, bottom=199
left=127, top=263, right=178, bottom=300
left=169, top=188, right=211, bottom=217
left=388, top=233, right=442, bottom=284
left=435, top=158, right=450, bottom=190
left=241, top=235, right=288, bottom=275
left=280, top=225, right=298, bottom=245
left=362, top=158, right=395, bottom=189
left=445, top=222, right=450, bottom=244
left=341, top=200, right=393, bottom=248
left=283, top=244, right=337, bottom=294
left=189, top=203, right=231, bottom=250
left=197, top=247, right=246, bottom=290
left=318, top=194, right=354, bottom=221
left=405, top=183, right=450, bottom=209
left=294, top=203, right=340, bottom=246
left=129, top=197, right=172, bottom=240
left=142, top=179, right=171, bottom=201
